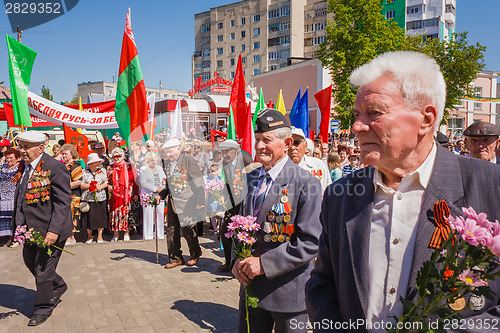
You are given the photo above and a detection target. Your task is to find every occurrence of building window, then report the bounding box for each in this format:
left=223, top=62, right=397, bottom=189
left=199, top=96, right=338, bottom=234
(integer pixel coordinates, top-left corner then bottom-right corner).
left=230, top=72, right=235, bottom=79
left=385, top=10, right=395, bottom=20
left=230, top=20, right=235, bottom=27
left=406, top=20, right=423, bottom=30
left=254, top=14, right=260, bottom=22
left=201, top=24, right=210, bottom=33
left=474, top=87, right=482, bottom=110
left=217, top=22, right=223, bottom=29
left=253, top=41, right=260, bottom=49
left=202, top=73, right=210, bottom=80
left=423, top=17, right=439, bottom=28
left=241, top=31, right=246, bottom=38
left=217, top=48, right=223, bottom=55
left=217, top=60, right=223, bottom=67
left=202, top=61, right=210, bottom=68
left=269, top=65, right=279, bottom=71
left=241, top=17, right=246, bottom=25
left=280, top=50, right=290, bottom=59
left=315, top=7, right=327, bottom=17
left=231, top=46, right=235, bottom=53
left=314, top=22, right=325, bottom=31
left=407, top=4, right=425, bottom=14
left=195, top=62, right=202, bottom=69
left=242, top=57, right=246, bottom=64
left=231, top=33, right=235, bottom=40
left=217, top=35, right=223, bottom=42
left=313, top=36, right=326, bottom=45
left=241, top=44, right=246, bottom=51
left=446, top=4, right=455, bottom=14
left=269, top=51, right=279, bottom=60
left=202, top=49, right=210, bottom=56
left=231, top=58, right=235, bottom=66
left=279, top=36, right=290, bottom=45
left=253, top=28, right=260, bottom=36
left=447, top=117, right=464, bottom=138
left=253, top=69, right=261, bottom=75
left=269, top=7, right=290, bottom=19
left=253, top=55, right=260, bottom=62
left=280, top=22, right=289, bottom=31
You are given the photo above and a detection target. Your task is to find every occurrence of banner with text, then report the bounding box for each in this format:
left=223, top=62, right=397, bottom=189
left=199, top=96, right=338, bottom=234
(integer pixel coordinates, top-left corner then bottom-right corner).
left=27, top=91, right=119, bottom=129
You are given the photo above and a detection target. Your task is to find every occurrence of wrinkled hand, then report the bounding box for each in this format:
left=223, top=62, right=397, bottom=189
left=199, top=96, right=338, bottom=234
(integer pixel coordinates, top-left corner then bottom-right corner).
left=232, top=257, right=264, bottom=286
left=196, top=205, right=204, bottom=210
left=155, top=195, right=161, bottom=204
left=44, top=232, right=59, bottom=246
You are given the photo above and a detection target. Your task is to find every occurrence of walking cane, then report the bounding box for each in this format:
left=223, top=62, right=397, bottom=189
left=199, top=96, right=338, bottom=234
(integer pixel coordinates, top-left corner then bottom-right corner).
left=154, top=202, right=159, bottom=264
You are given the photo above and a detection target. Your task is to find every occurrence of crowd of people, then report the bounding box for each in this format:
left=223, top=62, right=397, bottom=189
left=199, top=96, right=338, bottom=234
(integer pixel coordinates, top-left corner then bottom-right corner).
left=4, top=50, right=500, bottom=331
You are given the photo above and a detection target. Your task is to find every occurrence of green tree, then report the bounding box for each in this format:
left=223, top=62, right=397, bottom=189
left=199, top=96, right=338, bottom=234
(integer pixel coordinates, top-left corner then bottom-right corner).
left=41, top=85, right=54, bottom=101
left=64, top=93, right=79, bottom=105
left=319, top=0, right=485, bottom=129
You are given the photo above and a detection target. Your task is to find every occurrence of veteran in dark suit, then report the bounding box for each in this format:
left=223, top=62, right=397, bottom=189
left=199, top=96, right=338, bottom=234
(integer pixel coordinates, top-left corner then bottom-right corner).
left=232, top=109, right=322, bottom=333
left=217, top=139, right=253, bottom=272
left=12, top=131, right=72, bottom=326
left=306, top=51, right=500, bottom=332
left=158, top=138, right=204, bottom=269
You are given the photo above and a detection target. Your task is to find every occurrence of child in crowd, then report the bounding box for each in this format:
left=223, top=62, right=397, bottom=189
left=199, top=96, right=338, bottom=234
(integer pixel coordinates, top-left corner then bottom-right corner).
left=327, top=153, right=343, bottom=183
left=342, top=154, right=360, bottom=176
left=205, top=164, right=223, bottom=235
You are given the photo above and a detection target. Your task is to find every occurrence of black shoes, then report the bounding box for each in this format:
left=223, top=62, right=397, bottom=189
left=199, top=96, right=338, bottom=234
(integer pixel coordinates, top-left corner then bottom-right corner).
left=28, top=313, right=50, bottom=326
left=50, top=284, right=68, bottom=305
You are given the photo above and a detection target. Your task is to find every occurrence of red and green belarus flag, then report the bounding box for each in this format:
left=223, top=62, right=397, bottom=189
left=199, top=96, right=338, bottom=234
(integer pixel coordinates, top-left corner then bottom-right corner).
left=115, top=8, right=148, bottom=144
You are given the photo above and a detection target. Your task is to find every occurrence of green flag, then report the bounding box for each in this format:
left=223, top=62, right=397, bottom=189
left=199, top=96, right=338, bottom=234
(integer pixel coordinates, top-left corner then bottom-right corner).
left=227, top=105, right=237, bottom=140
left=253, top=87, right=265, bottom=126
left=6, top=34, right=37, bottom=127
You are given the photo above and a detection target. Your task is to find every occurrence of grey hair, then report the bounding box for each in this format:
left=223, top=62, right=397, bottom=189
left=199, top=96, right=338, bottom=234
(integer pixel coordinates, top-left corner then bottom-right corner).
left=144, top=152, right=158, bottom=163
left=350, top=51, right=446, bottom=131
left=111, top=147, right=125, bottom=157
left=273, top=127, right=292, bottom=141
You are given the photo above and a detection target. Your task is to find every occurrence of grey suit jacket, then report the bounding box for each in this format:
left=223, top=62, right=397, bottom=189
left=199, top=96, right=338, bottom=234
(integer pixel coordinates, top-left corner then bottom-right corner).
left=240, top=157, right=323, bottom=313
left=222, top=151, right=253, bottom=216
left=306, top=145, right=500, bottom=332
left=12, top=153, right=72, bottom=241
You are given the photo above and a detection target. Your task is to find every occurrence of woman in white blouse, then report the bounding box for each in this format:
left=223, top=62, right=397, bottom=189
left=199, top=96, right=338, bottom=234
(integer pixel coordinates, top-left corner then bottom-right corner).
left=139, top=152, right=166, bottom=240
left=80, top=153, right=108, bottom=243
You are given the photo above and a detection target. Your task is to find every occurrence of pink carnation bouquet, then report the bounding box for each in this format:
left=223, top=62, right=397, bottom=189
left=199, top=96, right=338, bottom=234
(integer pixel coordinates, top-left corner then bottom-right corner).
left=225, top=215, right=261, bottom=333
left=204, top=179, right=226, bottom=207
left=14, top=225, right=74, bottom=256
left=140, top=193, right=158, bottom=207
left=389, top=207, right=500, bottom=332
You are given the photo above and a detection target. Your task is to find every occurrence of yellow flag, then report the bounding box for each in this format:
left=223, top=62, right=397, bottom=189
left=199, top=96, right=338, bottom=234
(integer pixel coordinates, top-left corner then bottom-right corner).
left=275, top=89, right=286, bottom=115
left=76, top=97, right=83, bottom=133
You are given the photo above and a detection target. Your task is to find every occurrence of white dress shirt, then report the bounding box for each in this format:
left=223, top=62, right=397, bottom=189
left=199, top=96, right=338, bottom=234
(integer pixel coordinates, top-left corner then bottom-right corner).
left=298, top=155, right=332, bottom=191
left=366, top=143, right=437, bottom=331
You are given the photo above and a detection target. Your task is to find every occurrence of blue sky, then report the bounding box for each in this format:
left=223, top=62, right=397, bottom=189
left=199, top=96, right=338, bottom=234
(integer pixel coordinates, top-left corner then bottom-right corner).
left=0, top=0, right=498, bottom=102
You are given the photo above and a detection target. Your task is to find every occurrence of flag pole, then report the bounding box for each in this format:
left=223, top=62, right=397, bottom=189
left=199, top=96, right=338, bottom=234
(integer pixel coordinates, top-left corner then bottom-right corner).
left=9, top=127, right=17, bottom=148
left=154, top=205, right=159, bottom=264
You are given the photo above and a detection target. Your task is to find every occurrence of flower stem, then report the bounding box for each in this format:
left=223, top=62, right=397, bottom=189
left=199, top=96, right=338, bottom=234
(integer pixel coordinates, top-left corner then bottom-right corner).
left=52, top=245, right=75, bottom=256
left=245, top=285, right=250, bottom=333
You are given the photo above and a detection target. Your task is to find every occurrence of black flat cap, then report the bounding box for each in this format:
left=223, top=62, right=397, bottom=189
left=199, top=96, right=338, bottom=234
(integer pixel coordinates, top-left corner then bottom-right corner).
left=436, top=131, right=449, bottom=146
left=254, top=108, right=290, bottom=134
left=463, top=121, right=500, bottom=137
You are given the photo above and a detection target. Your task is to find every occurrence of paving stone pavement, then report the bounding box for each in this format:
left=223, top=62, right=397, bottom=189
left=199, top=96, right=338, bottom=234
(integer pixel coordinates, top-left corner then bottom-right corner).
left=0, top=232, right=241, bottom=333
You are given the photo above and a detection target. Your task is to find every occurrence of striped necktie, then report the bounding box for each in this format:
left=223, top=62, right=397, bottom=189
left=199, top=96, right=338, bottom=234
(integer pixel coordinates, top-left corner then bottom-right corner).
left=253, top=173, right=271, bottom=216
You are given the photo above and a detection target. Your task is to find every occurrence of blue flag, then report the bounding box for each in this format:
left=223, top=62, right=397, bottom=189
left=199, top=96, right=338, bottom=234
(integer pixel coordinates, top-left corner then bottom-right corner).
left=290, top=88, right=309, bottom=137
left=289, top=87, right=301, bottom=120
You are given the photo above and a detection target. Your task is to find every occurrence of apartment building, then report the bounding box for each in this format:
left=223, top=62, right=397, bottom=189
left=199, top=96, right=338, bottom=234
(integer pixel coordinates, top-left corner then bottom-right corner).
left=382, top=0, right=456, bottom=40
left=77, top=81, right=189, bottom=103
left=192, top=0, right=329, bottom=86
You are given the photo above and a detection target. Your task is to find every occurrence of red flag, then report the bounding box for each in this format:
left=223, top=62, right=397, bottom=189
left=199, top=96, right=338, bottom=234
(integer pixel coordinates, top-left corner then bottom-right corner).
left=229, top=54, right=247, bottom=138
left=267, top=100, right=274, bottom=108
left=241, top=102, right=253, bottom=156
left=211, top=129, right=228, bottom=147
left=63, top=124, right=92, bottom=163
left=314, top=85, right=333, bottom=144
left=115, top=8, right=148, bottom=143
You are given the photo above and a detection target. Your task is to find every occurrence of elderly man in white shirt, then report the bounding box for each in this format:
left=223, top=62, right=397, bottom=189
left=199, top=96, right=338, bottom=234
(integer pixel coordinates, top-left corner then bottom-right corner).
left=306, top=51, right=500, bottom=333
left=288, top=127, right=331, bottom=192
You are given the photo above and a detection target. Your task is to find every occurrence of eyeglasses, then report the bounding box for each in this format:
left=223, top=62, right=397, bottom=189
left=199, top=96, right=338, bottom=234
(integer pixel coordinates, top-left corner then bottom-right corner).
left=292, top=139, right=305, bottom=146
left=112, top=155, right=122, bottom=159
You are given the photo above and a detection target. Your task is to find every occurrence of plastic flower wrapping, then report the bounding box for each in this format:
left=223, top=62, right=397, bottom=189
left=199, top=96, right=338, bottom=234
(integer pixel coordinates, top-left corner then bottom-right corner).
left=389, top=206, right=500, bottom=332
